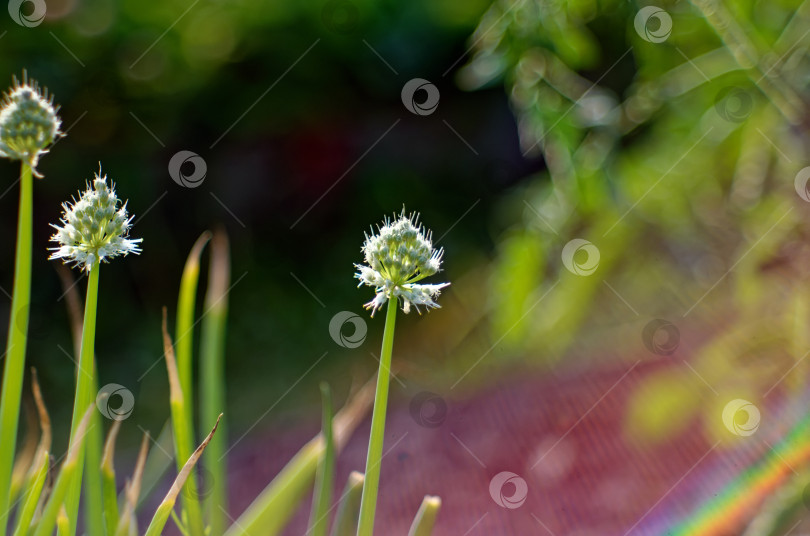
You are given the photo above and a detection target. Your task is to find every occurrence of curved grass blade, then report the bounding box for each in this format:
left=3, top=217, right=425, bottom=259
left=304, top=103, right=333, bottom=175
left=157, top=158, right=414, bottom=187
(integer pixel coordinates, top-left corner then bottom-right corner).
left=143, top=414, right=222, bottom=536
left=114, top=431, right=149, bottom=536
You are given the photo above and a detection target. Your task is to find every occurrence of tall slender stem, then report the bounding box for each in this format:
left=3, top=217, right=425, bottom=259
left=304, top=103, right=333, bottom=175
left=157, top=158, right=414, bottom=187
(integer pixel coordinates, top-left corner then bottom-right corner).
left=82, top=377, right=105, bottom=536
left=64, top=263, right=100, bottom=533
left=0, top=162, right=33, bottom=536
left=357, top=299, right=397, bottom=536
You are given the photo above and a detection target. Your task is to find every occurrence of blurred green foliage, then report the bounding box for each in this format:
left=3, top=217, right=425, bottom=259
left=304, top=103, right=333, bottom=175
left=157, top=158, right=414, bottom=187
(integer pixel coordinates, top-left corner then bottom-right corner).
left=450, top=0, right=810, bottom=447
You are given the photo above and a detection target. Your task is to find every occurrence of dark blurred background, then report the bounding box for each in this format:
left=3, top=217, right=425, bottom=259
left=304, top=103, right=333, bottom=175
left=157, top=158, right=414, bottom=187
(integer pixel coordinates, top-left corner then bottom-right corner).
left=0, top=0, right=540, bottom=451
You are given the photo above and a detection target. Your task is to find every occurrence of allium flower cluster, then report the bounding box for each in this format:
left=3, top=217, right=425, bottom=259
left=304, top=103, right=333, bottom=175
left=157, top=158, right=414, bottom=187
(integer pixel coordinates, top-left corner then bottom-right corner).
left=0, top=74, right=61, bottom=174
left=49, top=169, right=142, bottom=271
left=355, top=210, right=449, bottom=316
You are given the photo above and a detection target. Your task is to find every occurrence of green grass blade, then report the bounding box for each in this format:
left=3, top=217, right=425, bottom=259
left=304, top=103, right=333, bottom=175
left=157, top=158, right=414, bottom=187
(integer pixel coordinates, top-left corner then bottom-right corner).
left=329, top=472, right=364, bottom=536
left=9, top=402, right=38, bottom=506
left=162, top=307, right=204, bottom=536
left=55, top=506, right=69, bottom=536
left=11, top=451, right=48, bottom=536
left=174, top=232, right=211, bottom=536
left=114, top=431, right=149, bottom=536
left=65, top=263, right=101, bottom=535
left=33, top=405, right=94, bottom=536
left=407, top=496, right=441, bottom=536
left=307, top=383, right=335, bottom=536
left=143, top=415, right=222, bottom=536
left=176, top=231, right=211, bottom=403
left=357, top=299, right=398, bottom=536
left=0, top=162, right=34, bottom=536
left=200, top=229, right=229, bottom=534
left=101, top=420, right=122, bottom=536
left=12, top=370, right=52, bottom=536
left=224, top=379, right=375, bottom=536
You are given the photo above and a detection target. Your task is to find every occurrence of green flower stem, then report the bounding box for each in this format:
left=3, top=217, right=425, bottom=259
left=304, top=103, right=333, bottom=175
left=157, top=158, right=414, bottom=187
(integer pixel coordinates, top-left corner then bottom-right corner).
left=0, top=162, right=33, bottom=536
left=83, top=392, right=105, bottom=536
left=64, top=263, right=100, bottom=533
left=357, top=298, right=397, bottom=536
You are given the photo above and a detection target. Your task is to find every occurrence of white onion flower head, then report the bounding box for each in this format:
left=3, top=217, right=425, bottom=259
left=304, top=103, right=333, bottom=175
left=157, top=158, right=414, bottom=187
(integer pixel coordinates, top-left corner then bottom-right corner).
left=355, top=209, right=449, bottom=317
left=0, top=73, right=62, bottom=175
left=49, top=168, right=142, bottom=272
